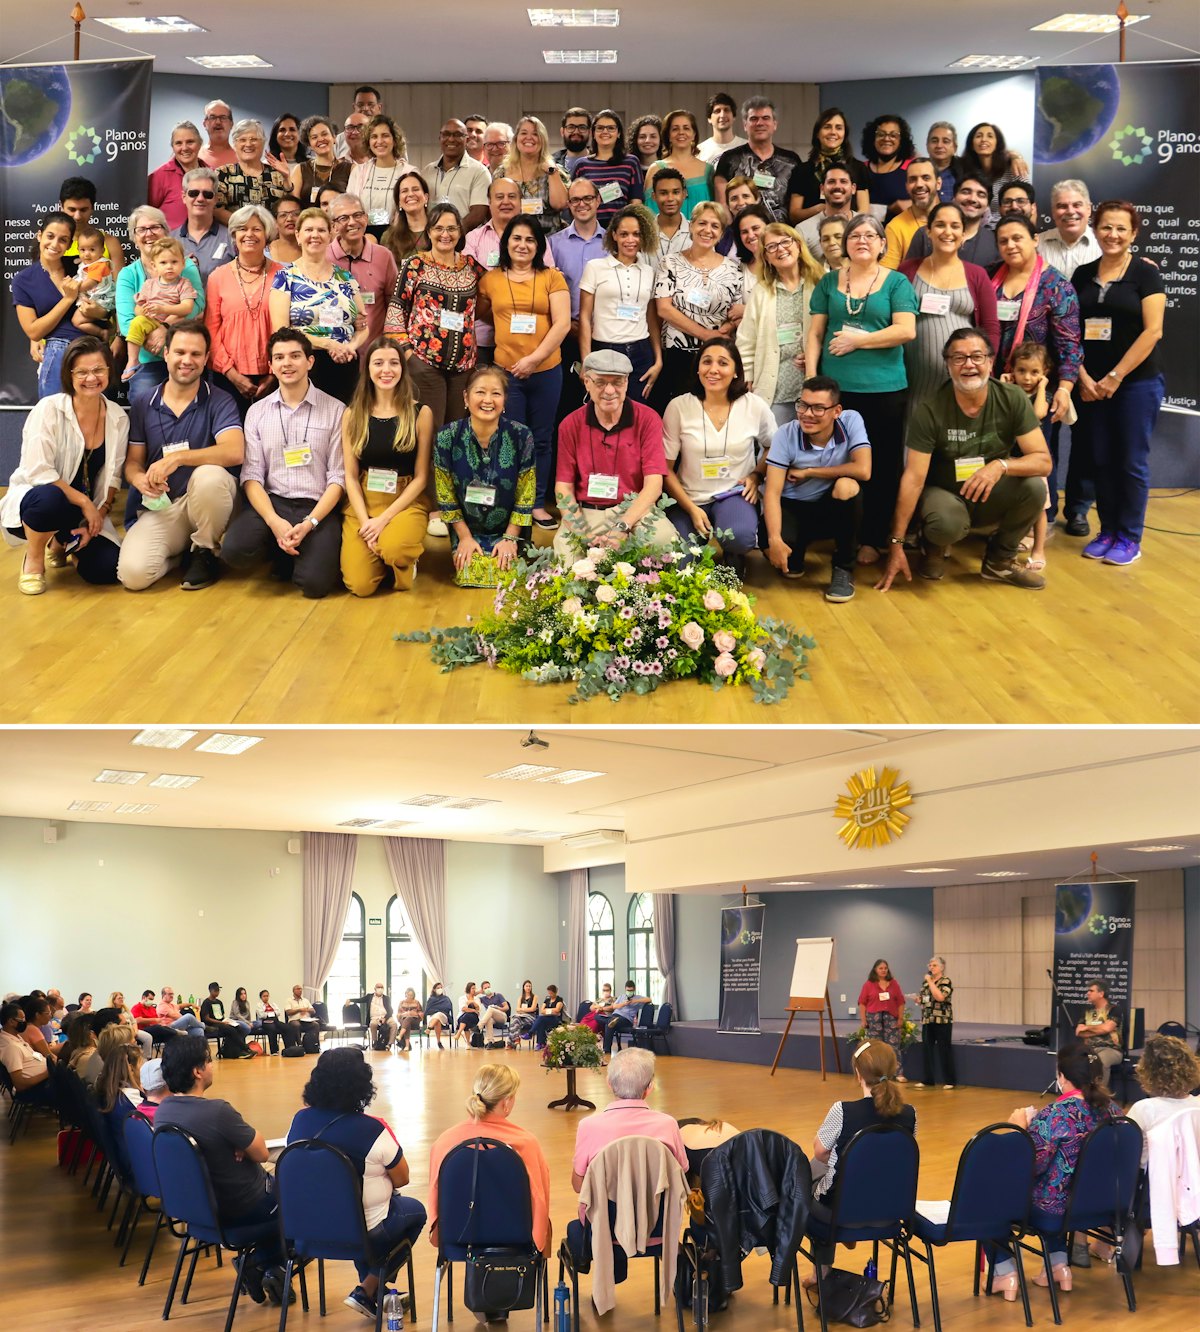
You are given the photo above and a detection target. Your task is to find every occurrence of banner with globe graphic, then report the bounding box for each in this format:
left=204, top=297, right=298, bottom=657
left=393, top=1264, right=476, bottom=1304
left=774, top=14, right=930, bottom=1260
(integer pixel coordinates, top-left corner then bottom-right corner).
left=1052, top=879, right=1135, bottom=1049
left=719, top=903, right=765, bottom=1033
left=1035, top=62, right=1200, bottom=413
left=1, top=58, right=152, bottom=405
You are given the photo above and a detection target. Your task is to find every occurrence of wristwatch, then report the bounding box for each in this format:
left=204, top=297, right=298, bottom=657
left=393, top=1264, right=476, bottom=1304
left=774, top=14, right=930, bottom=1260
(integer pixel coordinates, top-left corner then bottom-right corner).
left=888, top=536, right=905, bottom=546
left=613, top=520, right=629, bottom=533
left=307, top=515, right=320, bottom=529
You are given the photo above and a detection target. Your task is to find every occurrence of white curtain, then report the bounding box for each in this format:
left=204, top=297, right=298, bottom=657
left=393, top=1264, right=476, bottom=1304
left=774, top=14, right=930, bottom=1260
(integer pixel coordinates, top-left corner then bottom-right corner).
left=565, top=868, right=589, bottom=1016
left=653, top=892, right=677, bottom=1012
left=302, top=831, right=359, bottom=1000
left=383, top=837, right=448, bottom=987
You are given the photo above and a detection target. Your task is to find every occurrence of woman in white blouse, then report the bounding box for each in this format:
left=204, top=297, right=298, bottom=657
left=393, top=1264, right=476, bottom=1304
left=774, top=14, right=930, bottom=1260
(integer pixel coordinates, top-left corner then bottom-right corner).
left=578, top=203, right=662, bottom=404
left=347, top=114, right=410, bottom=239
left=662, top=335, right=774, bottom=575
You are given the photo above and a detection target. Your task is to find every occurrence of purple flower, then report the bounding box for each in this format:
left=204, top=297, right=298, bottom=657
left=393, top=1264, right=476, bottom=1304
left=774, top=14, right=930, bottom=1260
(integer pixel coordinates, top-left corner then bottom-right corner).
left=619, top=606, right=635, bottom=619
left=630, top=627, right=642, bottom=641
left=667, top=648, right=678, bottom=660
left=650, top=661, right=663, bottom=675
left=624, top=638, right=634, bottom=648
left=656, top=636, right=669, bottom=650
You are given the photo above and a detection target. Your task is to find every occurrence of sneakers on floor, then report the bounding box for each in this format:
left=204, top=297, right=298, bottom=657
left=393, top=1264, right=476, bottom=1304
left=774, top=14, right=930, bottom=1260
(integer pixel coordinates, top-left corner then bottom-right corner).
left=1103, top=537, right=1141, bottom=566
left=181, top=547, right=220, bottom=590
left=917, top=544, right=946, bottom=580
left=825, top=566, right=855, bottom=602
left=240, top=1263, right=267, bottom=1305
left=1082, top=532, right=1117, bottom=560
left=262, top=1268, right=295, bottom=1307
left=981, top=558, right=1046, bottom=590
left=344, top=1286, right=377, bottom=1319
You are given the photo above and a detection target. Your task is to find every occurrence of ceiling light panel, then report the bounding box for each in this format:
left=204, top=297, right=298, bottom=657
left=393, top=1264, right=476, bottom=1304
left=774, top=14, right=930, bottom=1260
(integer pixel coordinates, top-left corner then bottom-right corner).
left=94, top=769, right=147, bottom=785
left=132, top=728, right=197, bottom=750
left=441, top=797, right=501, bottom=811
left=186, top=54, right=273, bottom=69
left=337, top=817, right=382, bottom=828
left=115, top=802, right=158, bottom=815
left=195, top=733, right=264, bottom=755
left=148, top=774, right=202, bottom=789
left=844, top=883, right=881, bottom=889
left=977, top=870, right=1026, bottom=878
left=68, top=800, right=110, bottom=813
left=543, top=49, right=618, bottom=63
left=398, top=794, right=449, bottom=807
left=773, top=881, right=813, bottom=886
left=95, top=15, right=206, bottom=33
left=373, top=819, right=417, bottom=830
left=528, top=8, right=619, bottom=25
left=903, top=867, right=954, bottom=873
left=948, top=54, right=1036, bottom=70
left=486, top=764, right=559, bottom=781
left=1032, top=13, right=1148, bottom=32
left=535, top=769, right=606, bottom=785
left=1126, top=844, right=1187, bottom=853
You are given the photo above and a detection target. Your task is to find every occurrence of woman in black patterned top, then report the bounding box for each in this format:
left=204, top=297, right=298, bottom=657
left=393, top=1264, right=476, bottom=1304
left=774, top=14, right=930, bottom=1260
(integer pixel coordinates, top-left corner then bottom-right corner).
left=215, top=120, right=290, bottom=226
left=914, top=955, right=956, bottom=1089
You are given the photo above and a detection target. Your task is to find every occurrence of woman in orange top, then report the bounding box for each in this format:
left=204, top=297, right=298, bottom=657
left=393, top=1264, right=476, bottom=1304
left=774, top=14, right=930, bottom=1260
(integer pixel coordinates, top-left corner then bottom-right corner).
left=857, top=958, right=908, bottom=1080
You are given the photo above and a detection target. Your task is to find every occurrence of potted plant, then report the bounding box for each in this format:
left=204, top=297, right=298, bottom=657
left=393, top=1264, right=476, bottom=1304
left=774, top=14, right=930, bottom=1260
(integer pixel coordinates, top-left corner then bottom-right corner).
left=542, top=1023, right=602, bottom=1069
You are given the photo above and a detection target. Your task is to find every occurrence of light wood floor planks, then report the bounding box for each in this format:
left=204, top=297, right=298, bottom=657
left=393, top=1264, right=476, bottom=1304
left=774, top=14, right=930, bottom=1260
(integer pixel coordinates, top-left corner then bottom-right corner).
left=3, top=1047, right=1197, bottom=1331
left=1, top=492, right=1198, bottom=723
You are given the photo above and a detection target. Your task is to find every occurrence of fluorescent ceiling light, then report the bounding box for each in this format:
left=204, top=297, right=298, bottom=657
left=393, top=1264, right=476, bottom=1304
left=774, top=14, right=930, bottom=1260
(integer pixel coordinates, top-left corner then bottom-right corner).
left=543, top=49, right=617, bottom=63
left=337, top=817, right=382, bottom=828
left=94, top=769, right=146, bottom=785
left=536, top=769, right=606, bottom=785
left=132, top=728, right=197, bottom=750
left=149, top=773, right=202, bottom=789
left=504, top=828, right=565, bottom=838
left=529, top=7, right=619, bottom=25
left=1032, top=13, right=1148, bottom=32
left=843, top=883, right=880, bottom=889
left=95, top=15, right=206, bottom=33
left=195, top=733, right=263, bottom=755
left=115, top=802, right=158, bottom=815
left=904, top=867, right=954, bottom=874
left=977, top=870, right=1026, bottom=878
left=442, top=797, right=500, bottom=810
left=948, top=54, right=1036, bottom=69
left=773, top=880, right=813, bottom=886
left=68, top=800, right=110, bottom=812
left=1126, top=844, right=1186, bottom=853
left=186, top=54, right=273, bottom=69
left=398, top=794, right=449, bottom=807
left=486, top=764, right=559, bottom=781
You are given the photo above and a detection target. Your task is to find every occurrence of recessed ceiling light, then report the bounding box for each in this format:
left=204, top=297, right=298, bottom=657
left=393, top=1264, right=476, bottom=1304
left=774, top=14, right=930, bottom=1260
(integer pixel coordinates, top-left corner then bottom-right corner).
left=95, top=15, right=206, bottom=33
left=337, top=817, right=382, bottom=828
left=68, top=800, right=110, bottom=813
left=186, top=54, right=273, bottom=69
left=843, top=883, right=881, bottom=889
left=528, top=7, right=619, bottom=25
left=1126, top=844, right=1187, bottom=853
left=504, top=828, right=566, bottom=839
left=1032, top=12, right=1148, bottom=32
left=442, top=797, right=500, bottom=810
left=542, top=49, right=617, bottom=63
left=115, top=802, right=158, bottom=815
left=535, top=769, right=606, bottom=785
left=132, top=728, right=197, bottom=750
left=948, top=54, right=1036, bottom=69
left=486, top=764, right=559, bottom=781
left=149, top=774, right=202, bottom=789
left=773, top=881, right=813, bottom=887
left=195, top=733, right=263, bottom=755
left=398, top=794, right=449, bottom=807
left=94, top=769, right=147, bottom=785
left=904, top=867, right=955, bottom=874
left=978, top=870, right=1026, bottom=878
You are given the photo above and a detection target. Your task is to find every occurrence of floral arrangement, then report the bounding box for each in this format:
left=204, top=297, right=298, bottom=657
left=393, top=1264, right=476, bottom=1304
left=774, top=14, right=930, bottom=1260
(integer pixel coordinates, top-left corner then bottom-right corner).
left=395, top=501, right=816, bottom=704
left=845, top=1006, right=921, bottom=1051
left=542, top=1022, right=603, bottom=1069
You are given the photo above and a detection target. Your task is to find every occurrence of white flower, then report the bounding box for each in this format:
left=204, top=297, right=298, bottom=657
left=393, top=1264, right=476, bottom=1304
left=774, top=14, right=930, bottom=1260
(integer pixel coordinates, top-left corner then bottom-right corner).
left=613, top=561, right=636, bottom=578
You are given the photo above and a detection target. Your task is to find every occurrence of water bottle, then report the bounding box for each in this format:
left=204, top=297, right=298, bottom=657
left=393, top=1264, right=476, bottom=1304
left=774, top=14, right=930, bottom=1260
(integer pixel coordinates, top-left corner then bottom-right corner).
left=383, top=1287, right=405, bottom=1331
left=554, top=1279, right=570, bottom=1332
left=864, top=1257, right=877, bottom=1281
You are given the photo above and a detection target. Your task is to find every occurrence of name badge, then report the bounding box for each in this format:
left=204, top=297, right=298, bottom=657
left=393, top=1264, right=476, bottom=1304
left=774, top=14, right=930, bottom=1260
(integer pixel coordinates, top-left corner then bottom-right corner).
left=777, top=325, right=799, bottom=346
left=163, top=441, right=190, bottom=456
left=316, top=302, right=342, bottom=326
left=465, top=482, right=497, bottom=506
left=919, top=291, right=951, bottom=316
left=310, top=187, right=321, bottom=203
left=521, top=198, right=544, bottom=215
left=586, top=472, right=619, bottom=500
left=598, top=181, right=623, bottom=204
left=212, top=243, right=227, bottom=260
left=684, top=287, right=710, bottom=308
left=879, top=991, right=891, bottom=1001
left=439, top=308, right=465, bottom=332
left=366, top=467, right=398, bottom=494
left=701, top=458, right=731, bottom=480
left=1084, top=317, right=1112, bottom=341
left=996, top=298, right=1021, bottom=322
left=615, top=302, right=642, bottom=321
left=371, top=209, right=390, bottom=226
left=954, top=455, right=985, bottom=482
left=510, top=312, right=538, bottom=335
left=283, top=445, right=312, bottom=467
left=753, top=171, right=776, bottom=189
left=361, top=290, right=375, bottom=306
left=485, top=249, right=500, bottom=268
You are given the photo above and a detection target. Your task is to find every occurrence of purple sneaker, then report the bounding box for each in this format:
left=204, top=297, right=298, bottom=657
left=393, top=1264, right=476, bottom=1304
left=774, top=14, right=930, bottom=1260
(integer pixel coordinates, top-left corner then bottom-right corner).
left=1103, top=537, right=1142, bottom=566
left=1082, top=532, right=1116, bottom=561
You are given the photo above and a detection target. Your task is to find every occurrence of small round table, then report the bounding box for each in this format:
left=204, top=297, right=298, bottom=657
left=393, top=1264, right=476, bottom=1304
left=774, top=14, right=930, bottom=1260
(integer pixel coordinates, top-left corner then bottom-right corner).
left=546, top=1065, right=596, bottom=1111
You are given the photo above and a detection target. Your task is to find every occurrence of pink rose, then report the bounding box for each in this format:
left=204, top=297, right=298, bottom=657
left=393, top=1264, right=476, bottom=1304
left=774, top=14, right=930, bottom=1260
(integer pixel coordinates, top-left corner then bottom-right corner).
left=747, top=648, right=767, bottom=671
left=680, top=621, right=705, bottom=650
left=712, top=629, right=736, bottom=654
left=560, top=597, right=583, bottom=616
left=594, top=584, right=616, bottom=603
left=702, top=589, right=726, bottom=611
left=570, top=558, right=597, bottom=581
left=713, top=652, right=738, bottom=678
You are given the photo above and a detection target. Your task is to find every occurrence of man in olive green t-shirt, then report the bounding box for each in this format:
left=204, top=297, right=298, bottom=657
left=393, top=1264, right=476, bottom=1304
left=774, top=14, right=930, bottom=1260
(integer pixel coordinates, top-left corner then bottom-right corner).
left=877, top=327, right=1051, bottom=592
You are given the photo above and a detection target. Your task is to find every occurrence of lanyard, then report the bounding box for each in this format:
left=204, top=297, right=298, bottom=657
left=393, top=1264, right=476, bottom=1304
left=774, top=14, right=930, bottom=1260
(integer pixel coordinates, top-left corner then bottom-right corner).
left=612, top=258, right=644, bottom=305
left=277, top=397, right=311, bottom=452
left=436, top=160, right=463, bottom=194
left=505, top=269, right=539, bottom=315
left=700, top=402, right=732, bottom=459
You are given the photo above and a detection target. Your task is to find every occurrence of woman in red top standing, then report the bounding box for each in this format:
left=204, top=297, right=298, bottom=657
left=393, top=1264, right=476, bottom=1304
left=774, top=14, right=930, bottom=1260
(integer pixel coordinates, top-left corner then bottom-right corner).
left=858, top=959, right=907, bottom=1080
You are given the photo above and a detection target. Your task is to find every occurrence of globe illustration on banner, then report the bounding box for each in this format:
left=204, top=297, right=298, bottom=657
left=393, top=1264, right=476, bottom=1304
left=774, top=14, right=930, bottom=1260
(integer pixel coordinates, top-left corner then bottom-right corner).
left=1034, top=65, right=1121, bottom=164
left=0, top=65, right=72, bottom=168
left=1054, top=884, right=1093, bottom=935
left=721, top=909, right=746, bottom=949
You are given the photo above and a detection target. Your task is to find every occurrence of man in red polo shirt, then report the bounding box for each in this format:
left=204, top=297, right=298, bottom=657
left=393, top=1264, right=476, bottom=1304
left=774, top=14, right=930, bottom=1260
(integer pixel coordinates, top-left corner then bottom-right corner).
left=554, top=349, right=677, bottom=558
left=327, top=193, right=398, bottom=349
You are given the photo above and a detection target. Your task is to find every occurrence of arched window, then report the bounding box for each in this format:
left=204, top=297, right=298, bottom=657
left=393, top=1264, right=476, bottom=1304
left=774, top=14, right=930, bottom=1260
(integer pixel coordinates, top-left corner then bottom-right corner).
left=587, top=891, right=615, bottom=1001
left=627, top=893, right=662, bottom=1002
left=324, top=892, right=365, bottom=1018
left=386, top=895, right=426, bottom=999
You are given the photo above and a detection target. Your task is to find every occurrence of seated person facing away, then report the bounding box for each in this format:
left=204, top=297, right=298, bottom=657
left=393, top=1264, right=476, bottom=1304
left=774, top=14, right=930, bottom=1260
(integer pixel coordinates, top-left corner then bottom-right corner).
left=121, top=237, right=196, bottom=380
left=875, top=326, right=1050, bottom=594
left=1126, top=1033, right=1200, bottom=1161
left=0, top=1000, right=55, bottom=1106
left=553, top=349, right=678, bottom=559
left=763, top=374, right=871, bottom=603
left=288, top=1047, right=427, bottom=1321
left=1073, top=979, right=1124, bottom=1089
left=531, top=984, right=567, bottom=1050
left=138, top=1055, right=171, bottom=1121
left=601, top=982, right=652, bottom=1055
left=367, top=982, right=397, bottom=1049
left=221, top=329, right=346, bottom=598
left=477, top=982, right=511, bottom=1041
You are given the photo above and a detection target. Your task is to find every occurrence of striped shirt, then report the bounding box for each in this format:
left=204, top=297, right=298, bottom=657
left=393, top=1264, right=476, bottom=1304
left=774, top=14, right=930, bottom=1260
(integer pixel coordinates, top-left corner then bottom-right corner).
left=570, top=155, right=644, bottom=225
left=242, top=383, right=346, bottom=499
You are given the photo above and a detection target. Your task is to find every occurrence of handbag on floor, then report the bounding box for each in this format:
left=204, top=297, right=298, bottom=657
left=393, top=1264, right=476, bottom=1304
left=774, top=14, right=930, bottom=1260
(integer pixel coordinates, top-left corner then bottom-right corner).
left=805, top=1268, right=890, bottom=1327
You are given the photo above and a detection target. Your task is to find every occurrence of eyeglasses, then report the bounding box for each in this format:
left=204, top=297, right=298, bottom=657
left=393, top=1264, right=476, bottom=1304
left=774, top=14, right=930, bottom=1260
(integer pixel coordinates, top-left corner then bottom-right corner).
left=205, top=115, right=232, bottom=124
left=334, top=210, right=368, bottom=223
left=71, top=369, right=107, bottom=381
left=593, top=125, right=618, bottom=134
left=569, top=193, right=599, bottom=204
left=276, top=210, right=300, bottom=220
left=763, top=240, right=796, bottom=256
left=875, top=129, right=901, bottom=139
left=797, top=401, right=834, bottom=416
left=946, top=351, right=990, bottom=366
left=185, top=189, right=215, bottom=200
left=134, top=225, right=164, bottom=236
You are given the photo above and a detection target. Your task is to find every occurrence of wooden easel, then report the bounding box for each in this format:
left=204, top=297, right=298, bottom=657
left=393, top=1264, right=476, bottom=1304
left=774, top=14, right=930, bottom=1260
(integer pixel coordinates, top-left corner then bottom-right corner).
left=770, top=992, right=843, bottom=1079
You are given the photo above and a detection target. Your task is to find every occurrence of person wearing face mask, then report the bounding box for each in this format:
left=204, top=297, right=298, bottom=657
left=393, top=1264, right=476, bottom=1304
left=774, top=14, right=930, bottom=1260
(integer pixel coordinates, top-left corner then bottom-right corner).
left=795, top=166, right=856, bottom=264
left=424, top=983, right=453, bottom=1049
left=581, top=983, right=616, bottom=1034
left=600, top=983, right=651, bottom=1056
left=367, top=982, right=397, bottom=1049
left=904, top=175, right=999, bottom=268
left=0, top=1001, right=56, bottom=1106
left=395, top=989, right=424, bottom=1052
left=477, top=982, right=511, bottom=1044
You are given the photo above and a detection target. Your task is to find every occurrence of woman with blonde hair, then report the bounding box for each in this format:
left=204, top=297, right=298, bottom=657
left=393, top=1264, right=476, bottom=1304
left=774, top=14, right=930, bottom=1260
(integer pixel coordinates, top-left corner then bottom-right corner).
left=501, top=115, right=570, bottom=237
left=737, top=221, right=824, bottom=425
left=644, top=109, right=715, bottom=220
left=81, top=1020, right=136, bottom=1089
left=110, top=990, right=154, bottom=1058
left=339, top=335, right=433, bottom=596
left=427, top=1064, right=552, bottom=1257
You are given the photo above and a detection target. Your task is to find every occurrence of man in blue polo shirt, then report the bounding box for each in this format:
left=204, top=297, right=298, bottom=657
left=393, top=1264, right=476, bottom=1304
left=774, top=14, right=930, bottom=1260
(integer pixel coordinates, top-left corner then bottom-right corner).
left=118, top=320, right=244, bottom=591
left=762, top=375, right=871, bottom=603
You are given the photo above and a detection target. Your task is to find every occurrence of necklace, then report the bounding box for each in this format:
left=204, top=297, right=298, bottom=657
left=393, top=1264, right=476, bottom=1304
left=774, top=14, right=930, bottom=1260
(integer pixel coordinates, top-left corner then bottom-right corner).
left=234, top=259, right=269, bottom=315
left=844, top=265, right=881, bottom=316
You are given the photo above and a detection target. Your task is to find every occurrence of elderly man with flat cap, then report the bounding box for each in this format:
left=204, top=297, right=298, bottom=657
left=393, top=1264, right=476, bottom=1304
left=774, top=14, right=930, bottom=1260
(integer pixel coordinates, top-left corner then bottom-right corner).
left=553, top=348, right=678, bottom=558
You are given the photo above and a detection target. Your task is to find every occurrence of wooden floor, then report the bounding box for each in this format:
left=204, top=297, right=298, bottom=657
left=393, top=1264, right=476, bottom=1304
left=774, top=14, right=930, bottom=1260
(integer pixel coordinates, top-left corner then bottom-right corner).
left=2, top=491, right=1199, bottom=724
left=3, top=1047, right=1197, bottom=1331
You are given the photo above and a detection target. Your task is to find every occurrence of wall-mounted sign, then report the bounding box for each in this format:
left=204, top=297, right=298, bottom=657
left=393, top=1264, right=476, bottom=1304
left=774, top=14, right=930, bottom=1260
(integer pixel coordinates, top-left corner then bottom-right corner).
left=368, top=917, right=383, bottom=925
left=834, top=766, right=913, bottom=850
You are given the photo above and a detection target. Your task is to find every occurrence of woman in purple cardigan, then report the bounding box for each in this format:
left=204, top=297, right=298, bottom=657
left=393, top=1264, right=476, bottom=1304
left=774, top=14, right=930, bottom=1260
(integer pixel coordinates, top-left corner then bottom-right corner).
left=899, top=201, right=999, bottom=411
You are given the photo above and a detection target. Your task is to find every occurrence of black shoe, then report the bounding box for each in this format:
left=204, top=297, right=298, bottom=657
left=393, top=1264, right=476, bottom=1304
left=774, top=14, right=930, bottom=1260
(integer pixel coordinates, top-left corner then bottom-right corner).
left=241, top=1262, right=267, bottom=1305
left=262, top=1267, right=296, bottom=1306
left=1064, top=514, right=1090, bottom=537
left=181, top=547, right=220, bottom=590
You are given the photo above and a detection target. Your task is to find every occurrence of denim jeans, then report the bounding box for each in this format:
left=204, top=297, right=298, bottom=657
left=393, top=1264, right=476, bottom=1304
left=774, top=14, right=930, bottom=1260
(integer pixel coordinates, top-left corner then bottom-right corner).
left=357, top=1195, right=428, bottom=1280
left=1045, top=420, right=1094, bottom=522
left=17, top=484, right=120, bottom=583
left=38, top=337, right=71, bottom=398
left=1074, top=374, right=1165, bottom=542
left=505, top=363, right=563, bottom=507
left=668, top=491, right=760, bottom=555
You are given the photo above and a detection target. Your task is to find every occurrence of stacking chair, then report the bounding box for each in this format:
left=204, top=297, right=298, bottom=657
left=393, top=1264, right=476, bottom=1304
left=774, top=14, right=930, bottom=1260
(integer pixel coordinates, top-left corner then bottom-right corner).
left=798, top=1123, right=921, bottom=1332
left=122, top=1112, right=169, bottom=1282
left=908, top=1124, right=1036, bottom=1332
left=432, top=1136, right=548, bottom=1331
left=342, top=1000, right=369, bottom=1048
left=632, top=1003, right=674, bottom=1055
left=0, top=1062, right=58, bottom=1144
left=275, top=1138, right=418, bottom=1332
left=610, top=1003, right=656, bottom=1054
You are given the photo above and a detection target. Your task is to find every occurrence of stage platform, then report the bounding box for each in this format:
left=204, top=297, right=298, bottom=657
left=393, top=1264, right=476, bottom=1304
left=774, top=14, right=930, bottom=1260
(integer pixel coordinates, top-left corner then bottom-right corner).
left=669, top=1017, right=1079, bottom=1092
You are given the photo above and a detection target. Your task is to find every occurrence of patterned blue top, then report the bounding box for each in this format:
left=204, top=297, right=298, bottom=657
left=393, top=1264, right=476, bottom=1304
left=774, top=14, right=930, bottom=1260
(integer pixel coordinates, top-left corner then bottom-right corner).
left=271, top=264, right=360, bottom=344
left=1028, top=1094, right=1111, bottom=1216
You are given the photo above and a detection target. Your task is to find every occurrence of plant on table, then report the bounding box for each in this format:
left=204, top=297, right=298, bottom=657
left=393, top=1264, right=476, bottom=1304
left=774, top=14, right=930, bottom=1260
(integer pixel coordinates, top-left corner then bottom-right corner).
left=542, top=1022, right=602, bottom=1069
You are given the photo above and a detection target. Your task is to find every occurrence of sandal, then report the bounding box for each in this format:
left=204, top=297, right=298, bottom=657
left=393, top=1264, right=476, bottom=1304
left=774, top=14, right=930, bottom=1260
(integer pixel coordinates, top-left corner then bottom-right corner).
left=1024, top=556, right=1047, bottom=572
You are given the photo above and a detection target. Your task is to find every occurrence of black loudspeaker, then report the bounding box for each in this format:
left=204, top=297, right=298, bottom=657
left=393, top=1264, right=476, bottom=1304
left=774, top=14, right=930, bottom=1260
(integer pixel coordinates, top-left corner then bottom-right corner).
left=1023, top=1026, right=1051, bottom=1046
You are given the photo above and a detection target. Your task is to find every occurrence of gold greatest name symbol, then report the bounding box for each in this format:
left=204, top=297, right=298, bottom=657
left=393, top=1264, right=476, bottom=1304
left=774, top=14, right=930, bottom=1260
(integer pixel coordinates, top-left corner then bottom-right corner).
left=834, top=765, right=914, bottom=850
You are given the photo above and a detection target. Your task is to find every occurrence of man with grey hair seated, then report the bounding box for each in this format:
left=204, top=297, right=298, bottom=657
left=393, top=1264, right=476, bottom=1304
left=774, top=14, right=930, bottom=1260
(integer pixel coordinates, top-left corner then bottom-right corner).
left=176, top=166, right=232, bottom=283
left=570, top=1048, right=689, bottom=1192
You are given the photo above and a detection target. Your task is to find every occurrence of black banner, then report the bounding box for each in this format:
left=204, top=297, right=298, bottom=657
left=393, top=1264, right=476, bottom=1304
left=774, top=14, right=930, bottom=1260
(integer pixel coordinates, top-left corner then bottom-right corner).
left=1034, top=62, right=1200, bottom=413
left=1052, top=879, right=1135, bottom=1047
left=1, top=57, right=153, bottom=405
left=719, top=903, right=764, bottom=1034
